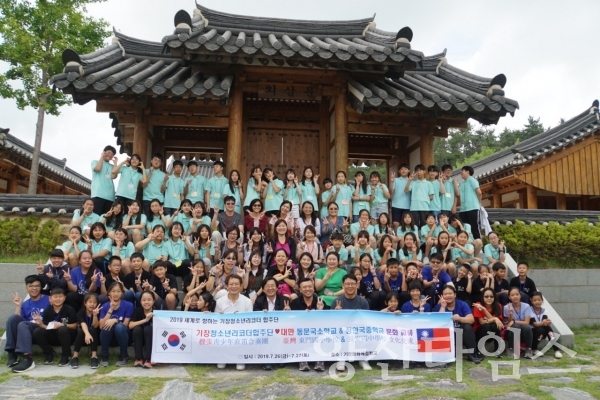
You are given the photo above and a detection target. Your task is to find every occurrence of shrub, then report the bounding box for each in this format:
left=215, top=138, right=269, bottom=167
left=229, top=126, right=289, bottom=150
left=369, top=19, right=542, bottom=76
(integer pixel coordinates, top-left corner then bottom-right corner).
left=0, top=217, right=63, bottom=255
left=492, top=219, right=600, bottom=267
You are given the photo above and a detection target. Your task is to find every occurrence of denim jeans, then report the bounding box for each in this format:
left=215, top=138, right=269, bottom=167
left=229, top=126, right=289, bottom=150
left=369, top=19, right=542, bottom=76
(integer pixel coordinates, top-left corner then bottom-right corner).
left=100, top=322, right=130, bottom=356
left=4, top=315, right=37, bottom=355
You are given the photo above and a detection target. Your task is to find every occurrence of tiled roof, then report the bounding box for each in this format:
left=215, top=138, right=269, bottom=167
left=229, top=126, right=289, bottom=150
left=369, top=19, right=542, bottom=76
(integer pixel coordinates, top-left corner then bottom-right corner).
left=0, top=129, right=91, bottom=191
left=348, top=51, right=518, bottom=125
left=161, top=4, right=423, bottom=65
left=487, top=208, right=600, bottom=226
left=49, top=2, right=517, bottom=124
left=49, top=32, right=233, bottom=102
left=467, top=100, right=600, bottom=179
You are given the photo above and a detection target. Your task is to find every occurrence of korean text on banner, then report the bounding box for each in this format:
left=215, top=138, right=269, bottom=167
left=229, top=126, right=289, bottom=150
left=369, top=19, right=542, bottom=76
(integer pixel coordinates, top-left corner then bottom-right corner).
left=152, top=310, right=455, bottom=364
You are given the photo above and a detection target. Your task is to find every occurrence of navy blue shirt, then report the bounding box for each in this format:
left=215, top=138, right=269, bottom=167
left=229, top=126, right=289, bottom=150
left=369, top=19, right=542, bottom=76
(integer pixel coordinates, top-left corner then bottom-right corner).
left=100, top=300, right=134, bottom=323
left=401, top=301, right=431, bottom=313
left=361, top=272, right=376, bottom=294
left=434, top=299, right=472, bottom=327
left=421, top=267, right=452, bottom=295
left=20, top=296, right=51, bottom=321
left=379, top=273, right=403, bottom=292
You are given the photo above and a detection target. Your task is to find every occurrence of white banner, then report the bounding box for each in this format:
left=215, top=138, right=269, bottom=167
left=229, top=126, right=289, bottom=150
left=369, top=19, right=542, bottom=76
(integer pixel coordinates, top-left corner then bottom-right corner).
left=152, top=310, right=455, bottom=364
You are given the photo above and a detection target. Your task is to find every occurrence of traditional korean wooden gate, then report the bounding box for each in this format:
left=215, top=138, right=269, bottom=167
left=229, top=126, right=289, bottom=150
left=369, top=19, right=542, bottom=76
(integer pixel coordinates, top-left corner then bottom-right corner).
left=245, top=129, right=320, bottom=180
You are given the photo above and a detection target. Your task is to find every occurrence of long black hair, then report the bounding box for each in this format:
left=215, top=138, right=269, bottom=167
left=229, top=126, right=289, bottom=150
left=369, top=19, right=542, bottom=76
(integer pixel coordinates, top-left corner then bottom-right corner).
left=228, top=169, right=241, bottom=194
left=354, top=171, right=368, bottom=194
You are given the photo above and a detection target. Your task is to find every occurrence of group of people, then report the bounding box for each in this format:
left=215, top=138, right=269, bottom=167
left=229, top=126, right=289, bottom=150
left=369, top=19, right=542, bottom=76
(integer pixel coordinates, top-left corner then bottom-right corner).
left=3, top=145, right=563, bottom=373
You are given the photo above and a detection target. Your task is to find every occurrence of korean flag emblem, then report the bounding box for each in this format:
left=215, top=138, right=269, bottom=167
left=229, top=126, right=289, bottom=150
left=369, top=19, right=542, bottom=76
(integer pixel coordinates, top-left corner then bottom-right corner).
left=156, top=329, right=192, bottom=353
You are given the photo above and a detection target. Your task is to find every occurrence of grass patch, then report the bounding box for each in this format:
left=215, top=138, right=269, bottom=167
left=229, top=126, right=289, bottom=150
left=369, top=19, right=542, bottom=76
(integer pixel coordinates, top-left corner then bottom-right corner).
left=0, top=253, right=47, bottom=264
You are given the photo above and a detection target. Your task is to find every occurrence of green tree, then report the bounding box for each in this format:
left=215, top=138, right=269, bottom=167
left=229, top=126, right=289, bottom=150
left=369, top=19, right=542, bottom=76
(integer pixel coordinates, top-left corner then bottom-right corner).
left=0, top=0, right=109, bottom=193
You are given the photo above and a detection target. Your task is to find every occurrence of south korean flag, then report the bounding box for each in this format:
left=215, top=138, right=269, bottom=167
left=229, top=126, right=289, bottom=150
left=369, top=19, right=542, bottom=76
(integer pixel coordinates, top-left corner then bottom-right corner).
left=155, top=329, right=192, bottom=353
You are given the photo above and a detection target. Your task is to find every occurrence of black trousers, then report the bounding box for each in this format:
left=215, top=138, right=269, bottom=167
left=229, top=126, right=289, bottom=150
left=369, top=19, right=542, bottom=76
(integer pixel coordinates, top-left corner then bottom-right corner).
left=411, top=211, right=430, bottom=230
left=456, top=323, right=476, bottom=352
left=459, top=209, right=481, bottom=240
left=166, top=259, right=191, bottom=278
left=475, top=323, right=501, bottom=352
left=93, top=257, right=107, bottom=275
left=532, top=325, right=558, bottom=351
left=92, top=197, right=113, bottom=216
left=66, top=292, right=85, bottom=312
left=73, top=326, right=99, bottom=353
left=132, top=325, right=153, bottom=361
left=365, top=291, right=386, bottom=310
left=32, top=326, right=76, bottom=357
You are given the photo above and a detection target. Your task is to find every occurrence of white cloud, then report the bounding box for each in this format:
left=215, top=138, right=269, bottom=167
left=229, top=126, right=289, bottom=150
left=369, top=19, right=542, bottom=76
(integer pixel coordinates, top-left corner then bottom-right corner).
left=1, top=0, right=599, bottom=179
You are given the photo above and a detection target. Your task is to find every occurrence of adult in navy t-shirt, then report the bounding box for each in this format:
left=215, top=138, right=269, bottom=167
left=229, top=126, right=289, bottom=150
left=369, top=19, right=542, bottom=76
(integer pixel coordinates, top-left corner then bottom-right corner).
left=422, top=267, right=452, bottom=296
left=434, top=299, right=472, bottom=328
left=20, top=296, right=51, bottom=321
left=100, top=300, right=134, bottom=323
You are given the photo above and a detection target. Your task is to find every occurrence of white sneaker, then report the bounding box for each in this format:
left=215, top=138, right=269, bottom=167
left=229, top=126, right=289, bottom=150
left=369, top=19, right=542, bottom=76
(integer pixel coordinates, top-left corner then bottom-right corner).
left=217, top=364, right=226, bottom=369
left=554, top=350, right=563, bottom=359
left=336, top=361, right=345, bottom=372
left=359, top=360, right=372, bottom=370
left=532, top=350, right=541, bottom=356
left=236, top=364, right=245, bottom=370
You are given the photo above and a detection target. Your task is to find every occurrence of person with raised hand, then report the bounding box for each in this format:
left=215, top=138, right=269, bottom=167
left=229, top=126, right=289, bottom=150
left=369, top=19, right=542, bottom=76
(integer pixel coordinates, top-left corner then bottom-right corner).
left=504, top=287, right=535, bottom=359
left=91, top=146, right=117, bottom=215
left=266, top=249, right=296, bottom=298
left=5, top=275, right=51, bottom=373
left=70, top=293, right=101, bottom=369
left=183, top=160, right=206, bottom=206
left=333, top=274, right=371, bottom=372
left=98, top=282, right=134, bottom=367
left=129, top=291, right=156, bottom=368
left=141, top=153, right=166, bottom=214
left=99, top=201, right=124, bottom=239
left=400, top=280, right=431, bottom=313
left=122, top=201, right=147, bottom=245
left=473, top=287, right=503, bottom=359
left=205, top=161, right=229, bottom=217
left=243, top=167, right=263, bottom=213
left=162, top=159, right=184, bottom=216
left=37, top=249, right=69, bottom=296
left=64, top=251, right=105, bottom=311
left=390, top=163, right=411, bottom=230
left=223, top=169, right=245, bottom=215
left=72, top=198, right=101, bottom=232
left=351, top=171, right=373, bottom=223
left=113, top=154, right=147, bottom=207
left=135, top=225, right=169, bottom=272
left=147, top=260, right=179, bottom=310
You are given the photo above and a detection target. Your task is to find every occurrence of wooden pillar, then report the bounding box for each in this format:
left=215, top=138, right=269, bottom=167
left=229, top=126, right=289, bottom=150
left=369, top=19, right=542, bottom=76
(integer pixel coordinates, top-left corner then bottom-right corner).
left=492, top=192, right=502, bottom=208
left=133, top=108, right=149, bottom=159
left=556, top=193, right=567, bottom=210
left=227, top=77, right=243, bottom=173
left=526, top=185, right=538, bottom=209
left=319, top=98, right=330, bottom=183
left=7, top=178, right=19, bottom=194
left=420, top=133, right=434, bottom=167
left=334, top=90, right=348, bottom=174
left=518, top=189, right=526, bottom=209
left=581, top=195, right=589, bottom=210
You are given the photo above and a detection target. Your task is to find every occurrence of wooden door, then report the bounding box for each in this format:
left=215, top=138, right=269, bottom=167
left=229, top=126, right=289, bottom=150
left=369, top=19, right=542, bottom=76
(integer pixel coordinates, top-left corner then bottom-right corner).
left=246, top=129, right=320, bottom=179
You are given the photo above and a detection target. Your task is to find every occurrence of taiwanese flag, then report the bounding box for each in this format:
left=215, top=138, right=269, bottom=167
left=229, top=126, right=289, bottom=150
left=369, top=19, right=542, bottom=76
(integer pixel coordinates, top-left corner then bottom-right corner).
left=417, top=328, right=452, bottom=352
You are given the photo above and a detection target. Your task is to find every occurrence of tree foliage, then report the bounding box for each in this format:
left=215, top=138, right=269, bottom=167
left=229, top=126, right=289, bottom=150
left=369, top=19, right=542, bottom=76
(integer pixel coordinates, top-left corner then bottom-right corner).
left=434, top=116, right=547, bottom=168
left=0, top=0, right=110, bottom=114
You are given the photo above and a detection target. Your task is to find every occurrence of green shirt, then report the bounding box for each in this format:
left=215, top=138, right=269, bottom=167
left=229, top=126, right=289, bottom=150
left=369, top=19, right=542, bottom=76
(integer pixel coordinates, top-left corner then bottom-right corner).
left=244, top=178, right=261, bottom=207
left=143, top=168, right=166, bottom=202
left=284, top=183, right=301, bottom=206
left=115, top=165, right=143, bottom=200
left=112, top=242, right=135, bottom=259
left=301, top=181, right=318, bottom=212
left=61, top=240, right=88, bottom=255
left=452, top=244, right=475, bottom=264
left=223, top=184, right=242, bottom=214
left=396, top=225, right=419, bottom=240
left=320, top=190, right=331, bottom=217
left=197, top=242, right=215, bottom=260
left=420, top=224, right=436, bottom=244
left=484, top=243, right=502, bottom=263
left=398, top=248, right=422, bottom=262
left=173, top=213, right=193, bottom=234
left=372, top=183, right=389, bottom=206
left=146, top=214, right=167, bottom=235
left=91, top=160, right=115, bottom=201
left=392, top=177, right=411, bottom=209
left=429, top=180, right=442, bottom=211
left=350, top=223, right=375, bottom=237
left=72, top=210, right=100, bottom=229
left=185, top=174, right=207, bottom=205
left=166, top=238, right=191, bottom=262
left=334, top=184, right=353, bottom=218
left=264, top=179, right=284, bottom=211
left=164, top=175, right=184, bottom=209
left=325, top=246, right=349, bottom=263
left=352, top=185, right=372, bottom=215
left=440, top=178, right=455, bottom=211
left=91, top=238, right=112, bottom=260
left=142, top=241, right=169, bottom=264
left=459, top=176, right=480, bottom=212
left=315, top=267, right=346, bottom=306
left=206, top=175, right=229, bottom=210
left=432, top=225, right=457, bottom=238
left=408, top=179, right=434, bottom=211
left=350, top=246, right=374, bottom=260
left=373, top=248, right=396, bottom=266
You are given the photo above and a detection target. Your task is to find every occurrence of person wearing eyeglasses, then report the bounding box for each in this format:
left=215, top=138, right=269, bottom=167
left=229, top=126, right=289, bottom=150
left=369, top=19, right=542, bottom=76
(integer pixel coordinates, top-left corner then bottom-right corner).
left=473, top=287, right=503, bottom=359
left=243, top=199, right=268, bottom=237
left=5, top=275, right=51, bottom=373
left=211, top=195, right=244, bottom=246
left=333, top=274, right=371, bottom=372
left=421, top=252, right=453, bottom=308
left=208, top=249, right=241, bottom=290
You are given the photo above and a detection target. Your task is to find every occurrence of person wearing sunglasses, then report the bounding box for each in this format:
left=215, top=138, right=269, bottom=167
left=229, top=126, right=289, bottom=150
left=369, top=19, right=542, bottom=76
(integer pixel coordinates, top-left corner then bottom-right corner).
left=473, top=287, right=503, bottom=359
left=211, top=196, right=244, bottom=246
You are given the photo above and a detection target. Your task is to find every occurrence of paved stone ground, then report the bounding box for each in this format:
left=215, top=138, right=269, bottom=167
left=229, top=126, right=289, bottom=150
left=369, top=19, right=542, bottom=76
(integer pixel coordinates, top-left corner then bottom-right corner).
left=0, top=343, right=599, bottom=399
